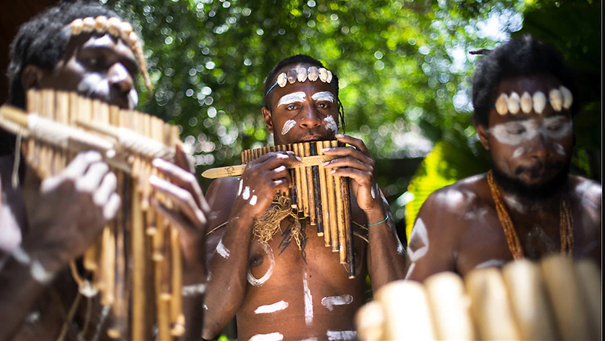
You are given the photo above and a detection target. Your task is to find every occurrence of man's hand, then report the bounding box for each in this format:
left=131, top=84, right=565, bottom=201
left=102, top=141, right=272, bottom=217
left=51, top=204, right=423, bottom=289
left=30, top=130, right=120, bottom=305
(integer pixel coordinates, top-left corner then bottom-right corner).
left=234, top=151, right=301, bottom=219
left=322, top=134, right=383, bottom=212
left=149, top=145, right=210, bottom=271
left=22, top=151, right=121, bottom=274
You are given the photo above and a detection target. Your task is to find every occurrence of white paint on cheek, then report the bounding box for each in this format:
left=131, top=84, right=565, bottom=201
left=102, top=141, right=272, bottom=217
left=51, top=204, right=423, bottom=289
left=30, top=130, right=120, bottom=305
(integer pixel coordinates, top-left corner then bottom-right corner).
left=216, top=239, right=230, bottom=259
left=407, top=218, right=429, bottom=262
left=254, top=300, right=289, bottom=314
left=311, top=91, right=336, bottom=103
left=303, top=272, right=313, bottom=325
left=300, top=338, right=318, bottom=341
left=489, top=121, right=539, bottom=146
left=247, top=243, right=275, bottom=286
left=554, top=143, right=566, bottom=156
left=281, top=119, right=296, bottom=135
left=242, top=186, right=250, bottom=200
left=248, top=332, right=284, bottom=341
left=475, top=259, right=506, bottom=269
left=277, top=91, right=306, bottom=107
left=250, top=195, right=258, bottom=206
left=323, top=116, right=338, bottom=133
left=321, top=294, right=353, bottom=311
left=326, top=330, right=357, bottom=341
left=512, top=147, right=525, bottom=159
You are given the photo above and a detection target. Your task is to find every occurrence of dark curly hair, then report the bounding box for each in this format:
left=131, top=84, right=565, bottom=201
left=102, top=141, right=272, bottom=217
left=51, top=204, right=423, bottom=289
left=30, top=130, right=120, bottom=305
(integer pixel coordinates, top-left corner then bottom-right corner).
left=263, top=54, right=345, bottom=132
left=471, top=34, right=580, bottom=127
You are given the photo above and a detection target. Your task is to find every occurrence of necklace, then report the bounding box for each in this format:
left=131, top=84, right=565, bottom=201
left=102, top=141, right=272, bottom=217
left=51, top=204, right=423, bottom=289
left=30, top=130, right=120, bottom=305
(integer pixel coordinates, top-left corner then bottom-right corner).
left=486, top=170, right=574, bottom=260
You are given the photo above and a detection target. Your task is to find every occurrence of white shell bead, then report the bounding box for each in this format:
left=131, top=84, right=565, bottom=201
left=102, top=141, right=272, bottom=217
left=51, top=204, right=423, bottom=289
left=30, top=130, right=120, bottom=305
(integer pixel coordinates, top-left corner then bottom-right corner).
left=318, top=68, right=328, bottom=82
left=560, top=86, right=573, bottom=109
left=277, top=73, right=287, bottom=87
left=297, top=67, right=308, bottom=82
left=520, top=92, right=532, bottom=114
left=533, top=91, right=546, bottom=114
left=308, top=67, right=319, bottom=81
left=549, top=89, right=563, bottom=111
left=507, top=92, right=520, bottom=114
left=495, top=93, right=508, bottom=115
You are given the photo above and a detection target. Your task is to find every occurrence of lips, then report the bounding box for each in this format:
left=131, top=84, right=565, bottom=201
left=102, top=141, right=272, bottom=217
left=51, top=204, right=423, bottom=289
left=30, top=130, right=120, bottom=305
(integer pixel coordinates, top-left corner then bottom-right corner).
left=299, top=135, right=323, bottom=142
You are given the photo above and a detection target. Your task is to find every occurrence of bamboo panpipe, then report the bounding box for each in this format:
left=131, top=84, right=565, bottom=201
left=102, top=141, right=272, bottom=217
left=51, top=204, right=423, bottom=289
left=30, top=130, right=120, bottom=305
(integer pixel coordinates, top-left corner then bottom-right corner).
left=355, top=255, right=602, bottom=341
left=203, top=140, right=357, bottom=278
left=0, top=89, right=184, bottom=341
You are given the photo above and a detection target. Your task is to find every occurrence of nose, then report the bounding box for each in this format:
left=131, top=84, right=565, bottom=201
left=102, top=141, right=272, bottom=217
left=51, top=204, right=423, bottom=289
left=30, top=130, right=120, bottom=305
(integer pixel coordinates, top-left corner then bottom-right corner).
left=527, top=132, right=552, bottom=160
left=299, top=106, right=321, bottom=129
left=108, top=63, right=133, bottom=94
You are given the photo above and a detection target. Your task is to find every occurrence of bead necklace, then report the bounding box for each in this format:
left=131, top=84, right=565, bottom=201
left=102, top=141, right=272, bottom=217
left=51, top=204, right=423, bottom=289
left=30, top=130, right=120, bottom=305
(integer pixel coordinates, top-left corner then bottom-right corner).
left=486, top=170, right=574, bottom=260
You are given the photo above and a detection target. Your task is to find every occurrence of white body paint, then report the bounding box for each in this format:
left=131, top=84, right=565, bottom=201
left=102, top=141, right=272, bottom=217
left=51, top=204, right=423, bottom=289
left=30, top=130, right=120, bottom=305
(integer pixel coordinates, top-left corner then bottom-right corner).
left=475, top=259, right=506, bottom=269
left=250, top=195, right=258, bottom=206
left=323, top=116, right=338, bottom=133
left=238, top=179, right=243, bottom=196
left=489, top=117, right=572, bottom=146
left=281, top=119, right=297, bottom=135
left=405, top=218, right=429, bottom=279
left=247, top=243, right=275, bottom=286
left=242, top=186, right=251, bottom=200
left=554, top=143, right=566, bottom=156
left=254, top=300, right=289, bottom=314
left=512, top=147, right=525, bottom=159
left=300, top=338, right=318, bottom=341
left=311, top=91, right=335, bottom=103
left=216, top=239, right=230, bottom=259
left=303, top=272, right=313, bottom=325
left=321, top=294, right=353, bottom=311
left=277, top=91, right=306, bottom=107
left=248, top=332, right=284, bottom=341
left=326, top=330, right=357, bottom=341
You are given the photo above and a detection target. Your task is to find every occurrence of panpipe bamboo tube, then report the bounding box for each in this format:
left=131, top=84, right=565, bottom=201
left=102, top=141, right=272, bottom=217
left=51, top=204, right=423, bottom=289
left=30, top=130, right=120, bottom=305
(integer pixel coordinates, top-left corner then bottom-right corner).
left=131, top=185, right=147, bottom=341
left=575, top=259, right=601, bottom=340
left=232, top=141, right=354, bottom=275
left=465, top=267, right=520, bottom=340
left=170, top=227, right=185, bottom=337
left=424, top=272, right=476, bottom=340
left=541, top=255, right=593, bottom=341
left=355, top=301, right=385, bottom=341
left=317, top=143, right=330, bottom=246
left=502, top=259, right=558, bottom=340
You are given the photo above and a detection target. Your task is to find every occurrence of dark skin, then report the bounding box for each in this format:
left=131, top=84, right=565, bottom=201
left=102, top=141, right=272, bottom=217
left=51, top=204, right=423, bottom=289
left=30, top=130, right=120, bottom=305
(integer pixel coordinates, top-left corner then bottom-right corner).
left=199, top=63, right=406, bottom=341
left=404, top=74, right=601, bottom=281
left=0, top=28, right=208, bottom=340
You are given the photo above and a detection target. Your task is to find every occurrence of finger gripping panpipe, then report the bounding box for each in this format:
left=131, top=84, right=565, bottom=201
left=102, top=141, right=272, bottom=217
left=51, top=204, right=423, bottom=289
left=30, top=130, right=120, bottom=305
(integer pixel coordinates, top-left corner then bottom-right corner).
left=355, top=255, right=601, bottom=341
left=241, top=141, right=356, bottom=278
left=0, top=89, right=184, bottom=341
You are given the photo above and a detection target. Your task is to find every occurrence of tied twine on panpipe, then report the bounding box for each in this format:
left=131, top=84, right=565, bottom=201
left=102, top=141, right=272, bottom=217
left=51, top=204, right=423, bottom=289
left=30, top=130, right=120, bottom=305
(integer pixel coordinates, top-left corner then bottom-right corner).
left=0, top=89, right=185, bottom=341
left=202, top=140, right=357, bottom=278
left=356, top=254, right=601, bottom=341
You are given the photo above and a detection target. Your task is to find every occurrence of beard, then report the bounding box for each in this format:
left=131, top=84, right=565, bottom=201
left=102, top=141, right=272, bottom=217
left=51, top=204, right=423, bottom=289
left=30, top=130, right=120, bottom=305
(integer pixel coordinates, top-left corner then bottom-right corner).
left=491, top=159, right=570, bottom=201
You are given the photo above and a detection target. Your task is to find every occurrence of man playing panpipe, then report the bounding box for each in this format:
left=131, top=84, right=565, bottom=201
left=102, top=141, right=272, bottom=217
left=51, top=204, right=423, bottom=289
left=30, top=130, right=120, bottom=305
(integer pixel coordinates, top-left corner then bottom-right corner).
left=0, top=2, right=210, bottom=340
left=199, top=55, right=406, bottom=341
left=404, top=35, right=601, bottom=281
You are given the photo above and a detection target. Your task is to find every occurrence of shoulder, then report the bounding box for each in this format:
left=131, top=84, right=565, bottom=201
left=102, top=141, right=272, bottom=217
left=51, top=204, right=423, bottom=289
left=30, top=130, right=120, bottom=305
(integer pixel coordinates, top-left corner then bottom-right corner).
left=568, top=175, right=601, bottom=207
left=419, top=173, right=488, bottom=217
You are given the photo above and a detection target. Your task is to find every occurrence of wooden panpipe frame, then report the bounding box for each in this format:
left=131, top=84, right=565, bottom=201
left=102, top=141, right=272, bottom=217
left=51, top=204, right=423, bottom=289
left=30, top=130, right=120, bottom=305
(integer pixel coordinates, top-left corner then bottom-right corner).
left=204, top=140, right=357, bottom=278
left=0, top=89, right=184, bottom=340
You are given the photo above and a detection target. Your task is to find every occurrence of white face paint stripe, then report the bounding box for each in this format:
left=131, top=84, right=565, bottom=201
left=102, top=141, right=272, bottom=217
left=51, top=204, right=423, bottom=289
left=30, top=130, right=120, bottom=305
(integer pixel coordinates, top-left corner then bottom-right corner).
left=512, top=147, right=525, bottom=159
left=247, top=243, right=275, bottom=286
left=254, top=300, right=289, bottom=314
left=281, top=119, right=296, bottom=135
left=248, top=332, right=284, bottom=341
left=326, top=330, right=357, bottom=341
left=216, top=239, right=230, bottom=259
left=311, top=91, right=336, bottom=103
left=554, top=143, right=566, bottom=156
left=321, top=295, right=353, bottom=311
left=323, top=116, right=338, bottom=133
left=277, top=91, right=306, bottom=107
left=489, top=117, right=572, bottom=146
left=303, top=272, right=313, bottom=325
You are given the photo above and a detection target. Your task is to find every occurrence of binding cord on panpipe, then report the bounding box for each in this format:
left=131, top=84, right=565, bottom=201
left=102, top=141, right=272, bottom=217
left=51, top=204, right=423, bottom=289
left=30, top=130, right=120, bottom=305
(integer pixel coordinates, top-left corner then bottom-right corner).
left=0, top=89, right=185, bottom=340
left=355, top=255, right=601, bottom=341
left=203, top=140, right=357, bottom=278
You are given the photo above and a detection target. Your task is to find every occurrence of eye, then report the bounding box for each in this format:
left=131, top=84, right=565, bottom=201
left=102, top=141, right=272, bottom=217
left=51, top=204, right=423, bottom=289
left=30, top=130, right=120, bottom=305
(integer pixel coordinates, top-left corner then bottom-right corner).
left=285, top=104, right=297, bottom=110
left=318, top=102, right=329, bottom=109
left=507, top=126, right=526, bottom=135
left=546, top=123, right=563, bottom=131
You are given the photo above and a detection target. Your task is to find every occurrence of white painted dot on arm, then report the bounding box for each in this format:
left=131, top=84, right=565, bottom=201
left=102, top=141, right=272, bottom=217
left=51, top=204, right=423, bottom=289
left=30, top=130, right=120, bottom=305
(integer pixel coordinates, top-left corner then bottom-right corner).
left=250, top=195, right=258, bottom=206
left=242, top=186, right=251, bottom=200
left=216, top=239, right=230, bottom=259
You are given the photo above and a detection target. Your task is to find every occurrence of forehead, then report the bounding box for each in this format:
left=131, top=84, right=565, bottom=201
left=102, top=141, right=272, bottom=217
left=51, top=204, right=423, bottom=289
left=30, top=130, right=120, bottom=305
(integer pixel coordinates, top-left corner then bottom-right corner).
left=65, top=32, right=136, bottom=62
left=269, top=63, right=336, bottom=104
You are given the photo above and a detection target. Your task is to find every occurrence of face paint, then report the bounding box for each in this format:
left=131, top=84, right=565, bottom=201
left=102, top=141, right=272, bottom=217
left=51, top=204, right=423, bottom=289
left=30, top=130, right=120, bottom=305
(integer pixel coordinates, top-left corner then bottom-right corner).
left=323, top=116, right=338, bottom=133
left=512, top=147, right=525, bottom=159
left=242, top=186, right=250, bottom=200
left=311, top=91, right=336, bottom=103
left=554, top=143, right=566, bottom=156
left=254, top=300, right=289, bottom=314
left=250, top=195, right=258, bottom=206
left=281, top=119, right=297, bottom=135
left=247, top=243, right=275, bottom=286
left=321, top=294, right=353, bottom=311
left=277, top=91, right=306, bottom=107
left=326, top=331, right=357, bottom=341
left=303, top=272, right=313, bottom=325
left=300, top=338, right=318, bottom=341
left=248, top=332, right=284, bottom=341
left=216, top=239, right=230, bottom=259
left=489, top=117, right=572, bottom=146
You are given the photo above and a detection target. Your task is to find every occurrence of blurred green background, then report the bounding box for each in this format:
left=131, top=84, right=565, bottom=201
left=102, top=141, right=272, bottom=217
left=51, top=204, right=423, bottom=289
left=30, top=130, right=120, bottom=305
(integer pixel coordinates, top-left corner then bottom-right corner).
left=104, top=0, right=600, bottom=246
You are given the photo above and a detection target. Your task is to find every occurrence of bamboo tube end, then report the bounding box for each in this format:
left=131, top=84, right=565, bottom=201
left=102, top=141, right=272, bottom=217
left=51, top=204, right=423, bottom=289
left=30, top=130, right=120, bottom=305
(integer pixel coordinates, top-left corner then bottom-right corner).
left=146, top=227, right=157, bottom=236
left=160, top=293, right=172, bottom=301
left=152, top=253, right=164, bottom=261
left=318, top=232, right=324, bottom=237
left=107, top=328, right=121, bottom=339
left=171, top=314, right=186, bottom=336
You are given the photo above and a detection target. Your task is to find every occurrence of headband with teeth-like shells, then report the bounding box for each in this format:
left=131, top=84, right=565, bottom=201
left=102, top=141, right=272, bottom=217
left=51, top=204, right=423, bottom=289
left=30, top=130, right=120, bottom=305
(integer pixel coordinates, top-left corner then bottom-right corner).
left=266, top=66, right=334, bottom=97
left=494, top=86, right=573, bottom=115
left=67, top=16, right=152, bottom=92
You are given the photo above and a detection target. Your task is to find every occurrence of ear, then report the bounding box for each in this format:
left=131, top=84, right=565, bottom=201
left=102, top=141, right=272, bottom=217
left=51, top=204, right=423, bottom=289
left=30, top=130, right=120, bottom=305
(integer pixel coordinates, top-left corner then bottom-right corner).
left=262, top=107, right=274, bottom=134
left=21, top=65, right=45, bottom=91
left=474, top=121, right=490, bottom=151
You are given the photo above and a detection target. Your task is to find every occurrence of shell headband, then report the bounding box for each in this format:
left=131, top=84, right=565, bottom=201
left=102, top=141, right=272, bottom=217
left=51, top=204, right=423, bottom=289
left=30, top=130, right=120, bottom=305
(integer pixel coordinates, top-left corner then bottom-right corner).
left=65, top=16, right=152, bottom=92
left=265, top=66, right=334, bottom=97
left=494, top=86, right=573, bottom=115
